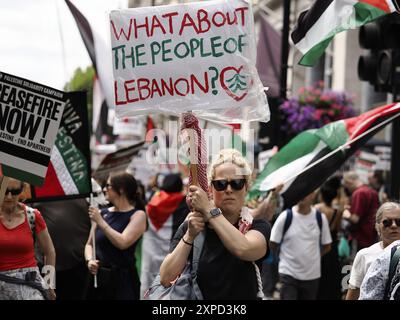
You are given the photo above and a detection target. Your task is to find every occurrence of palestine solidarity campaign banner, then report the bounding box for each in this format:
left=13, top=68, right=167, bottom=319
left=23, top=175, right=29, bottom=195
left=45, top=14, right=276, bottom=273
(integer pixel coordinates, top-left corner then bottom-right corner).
left=247, top=103, right=400, bottom=208
left=30, top=92, right=92, bottom=201
left=109, top=0, right=269, bottom=123
left=0, top=71, right=66, bottom=186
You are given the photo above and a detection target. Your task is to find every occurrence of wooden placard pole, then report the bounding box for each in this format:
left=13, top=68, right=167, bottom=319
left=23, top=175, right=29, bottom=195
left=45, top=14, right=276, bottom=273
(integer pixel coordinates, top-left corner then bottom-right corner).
left=188, top=127, right=199, bottom=187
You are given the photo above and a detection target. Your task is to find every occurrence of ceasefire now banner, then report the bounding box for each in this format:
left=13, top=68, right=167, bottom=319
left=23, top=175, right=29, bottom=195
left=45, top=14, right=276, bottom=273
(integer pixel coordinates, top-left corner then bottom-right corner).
left=109, top=0, right=269, bottom=123
left=0, top=71, right=66, bottom=186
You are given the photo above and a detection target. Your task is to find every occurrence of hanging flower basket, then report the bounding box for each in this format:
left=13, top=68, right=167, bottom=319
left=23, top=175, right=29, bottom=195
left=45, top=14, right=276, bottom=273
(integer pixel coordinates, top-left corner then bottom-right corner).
left=279, top=81, right=356, bottom=137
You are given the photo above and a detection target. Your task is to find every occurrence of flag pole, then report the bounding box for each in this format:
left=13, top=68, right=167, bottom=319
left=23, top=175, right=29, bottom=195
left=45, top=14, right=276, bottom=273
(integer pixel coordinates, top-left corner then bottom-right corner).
left=279, top=108, right=400, bottom=189
left=90, top=193, right=98, bottom=288
left=280, top=0, right=291, bottom=100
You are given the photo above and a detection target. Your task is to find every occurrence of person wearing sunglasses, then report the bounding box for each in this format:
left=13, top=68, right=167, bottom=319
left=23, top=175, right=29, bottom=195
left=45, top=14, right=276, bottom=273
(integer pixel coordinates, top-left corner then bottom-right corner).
left=84, top=172, right=147, bottom=300
left=360, top=238, right=400, bottom=300
left=159, top=149, right=270, bottom=300
left=0, top=177, right=56, bottom=300
left=346, top=202, right=400, bottom=300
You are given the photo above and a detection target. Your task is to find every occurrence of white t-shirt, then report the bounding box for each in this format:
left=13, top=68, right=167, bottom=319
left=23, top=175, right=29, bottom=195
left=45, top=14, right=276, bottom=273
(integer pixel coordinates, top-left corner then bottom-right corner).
left=270, top=206, right=332, bottom=281
left=349, top=242, right=384, bottom=288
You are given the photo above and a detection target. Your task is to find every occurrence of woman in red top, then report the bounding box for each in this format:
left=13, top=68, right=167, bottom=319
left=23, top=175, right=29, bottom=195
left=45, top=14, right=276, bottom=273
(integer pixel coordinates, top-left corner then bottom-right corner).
left=0, top=178, right=56, bottom=300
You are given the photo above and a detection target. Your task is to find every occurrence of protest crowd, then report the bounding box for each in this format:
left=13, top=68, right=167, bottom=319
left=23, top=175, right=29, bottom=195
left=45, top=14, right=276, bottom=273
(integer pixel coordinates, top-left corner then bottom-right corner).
left=1, top=0, right=400, bottom=302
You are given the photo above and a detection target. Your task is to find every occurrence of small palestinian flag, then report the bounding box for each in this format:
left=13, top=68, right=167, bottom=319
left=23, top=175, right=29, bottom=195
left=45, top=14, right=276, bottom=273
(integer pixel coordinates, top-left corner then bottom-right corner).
left=292, top=0, right=400, bottom=66
left=247, top=103, right=400, bottom=208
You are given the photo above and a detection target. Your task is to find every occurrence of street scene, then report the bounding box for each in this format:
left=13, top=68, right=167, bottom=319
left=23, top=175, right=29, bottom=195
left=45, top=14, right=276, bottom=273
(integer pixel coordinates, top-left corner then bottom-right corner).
left=0, top=0, right=400, bottom=303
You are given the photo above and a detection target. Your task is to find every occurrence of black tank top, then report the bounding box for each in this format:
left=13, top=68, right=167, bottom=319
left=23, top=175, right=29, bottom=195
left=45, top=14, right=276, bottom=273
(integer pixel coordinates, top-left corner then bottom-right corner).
left=95, top=208, right=138, bottom=268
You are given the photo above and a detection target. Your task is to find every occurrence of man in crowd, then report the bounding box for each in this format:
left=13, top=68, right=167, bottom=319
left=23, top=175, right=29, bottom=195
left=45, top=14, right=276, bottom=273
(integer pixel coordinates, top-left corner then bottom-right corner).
left=270, top=191, right=332, bottom=300
left=342, top=171, right=379, bottom=251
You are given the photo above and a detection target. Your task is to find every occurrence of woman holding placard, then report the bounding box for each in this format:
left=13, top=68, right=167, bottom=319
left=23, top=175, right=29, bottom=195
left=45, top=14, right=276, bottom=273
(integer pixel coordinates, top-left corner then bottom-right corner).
left=159, top=149, right=270, bottom=299
left=85, top=171, right=147, bottom=300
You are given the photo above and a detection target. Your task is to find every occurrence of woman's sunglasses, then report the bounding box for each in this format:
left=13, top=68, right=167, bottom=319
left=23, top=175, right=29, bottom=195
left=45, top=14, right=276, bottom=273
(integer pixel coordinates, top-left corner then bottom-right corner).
left=382, top=218, right=400, bottom=228
left=5, top=188, right=23, bottom=196
left=211, top=179, right=246, bottom=191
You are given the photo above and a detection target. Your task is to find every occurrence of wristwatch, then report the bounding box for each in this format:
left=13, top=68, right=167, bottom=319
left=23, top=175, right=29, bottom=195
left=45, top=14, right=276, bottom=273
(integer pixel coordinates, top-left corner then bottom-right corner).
left=209, top=207, right=222, bottom=219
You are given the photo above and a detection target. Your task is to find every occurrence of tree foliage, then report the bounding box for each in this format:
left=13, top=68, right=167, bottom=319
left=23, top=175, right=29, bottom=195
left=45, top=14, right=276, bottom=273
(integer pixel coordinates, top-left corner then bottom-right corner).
left=64, top=66, right=95, bottom=125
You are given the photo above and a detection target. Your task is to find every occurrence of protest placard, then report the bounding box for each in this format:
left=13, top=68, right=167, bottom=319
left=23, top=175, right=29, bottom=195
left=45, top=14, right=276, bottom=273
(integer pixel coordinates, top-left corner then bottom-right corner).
left=28, top=92, right=91, bottom=201
left=109, top=0, right=269, bottom=123
left=113, top=115, right=145, bottom=136
left=0, top=71, right=66, bottom=186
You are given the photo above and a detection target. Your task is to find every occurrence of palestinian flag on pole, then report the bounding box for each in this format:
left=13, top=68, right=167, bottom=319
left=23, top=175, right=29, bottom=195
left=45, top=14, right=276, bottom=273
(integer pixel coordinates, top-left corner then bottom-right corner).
left=65, top=0, right=117, bottom=142
left=28, top=92, right=92, bottom=201
left=291, top=0, right=400, bottom=66
left=247, top=103, right=400, bottom=208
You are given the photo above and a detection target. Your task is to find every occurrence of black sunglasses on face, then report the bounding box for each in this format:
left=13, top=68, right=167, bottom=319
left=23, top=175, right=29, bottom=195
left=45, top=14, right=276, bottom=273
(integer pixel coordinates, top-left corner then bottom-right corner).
left=104, top=183, right=112, bottom=189
left=5, top=188, right=23, bottom=196
left=211, top=179, right=246, bottom=191
left=382, top=218, right=400, bottom=228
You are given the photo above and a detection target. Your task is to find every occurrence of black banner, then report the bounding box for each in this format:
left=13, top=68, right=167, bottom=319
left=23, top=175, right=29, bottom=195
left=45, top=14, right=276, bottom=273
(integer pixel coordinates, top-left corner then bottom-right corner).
left=27, top=91, right=91, bottom=202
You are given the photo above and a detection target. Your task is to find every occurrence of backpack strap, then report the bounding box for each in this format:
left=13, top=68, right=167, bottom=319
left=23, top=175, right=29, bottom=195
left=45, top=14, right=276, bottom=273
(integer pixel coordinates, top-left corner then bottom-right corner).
left=192, top=231, right=205, bottom=274
left=315, top=210, right=322, bottom=231
left=190, top=230, right=205, bottom=300
left=281, top=208, right=293, bottom=244
left=389, top=246, right=400, bottom=280
left=281, top=208, right=322, bottom=244
left=25, top=206, right=36, bottom=239
left=316, top=210, right=323, bottom=248
left=235, top=214, right=265, bottom=300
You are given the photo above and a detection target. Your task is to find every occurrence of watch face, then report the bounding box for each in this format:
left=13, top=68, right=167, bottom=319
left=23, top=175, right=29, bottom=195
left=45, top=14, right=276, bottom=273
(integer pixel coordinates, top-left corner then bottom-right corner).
left=210, top=208, right=222, bottom=217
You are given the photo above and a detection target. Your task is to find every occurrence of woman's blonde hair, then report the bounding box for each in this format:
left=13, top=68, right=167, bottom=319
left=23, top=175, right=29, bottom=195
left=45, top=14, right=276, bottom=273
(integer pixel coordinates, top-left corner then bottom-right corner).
left=208, top=149, right=252, bottom=185
left=375, top=201, right=400, bottom=236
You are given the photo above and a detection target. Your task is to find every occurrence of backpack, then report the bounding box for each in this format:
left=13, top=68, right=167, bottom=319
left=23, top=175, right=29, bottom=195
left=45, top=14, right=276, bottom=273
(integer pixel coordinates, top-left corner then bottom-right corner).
left=385, top=245, right=400, bottom=300
left=280, top=208, right=323, bottom=245
left=270, top=208, right=323, bottom=264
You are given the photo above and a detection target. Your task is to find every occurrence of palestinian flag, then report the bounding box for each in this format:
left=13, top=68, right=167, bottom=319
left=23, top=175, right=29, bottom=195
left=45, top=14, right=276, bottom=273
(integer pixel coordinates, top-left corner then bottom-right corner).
left=65, top=0, right=116, bottom=142
left=247, top=103, right=400, bottom=208
left=30, top=92, right=92, bottom=201
left=292, top=0, right=400, bottom=66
